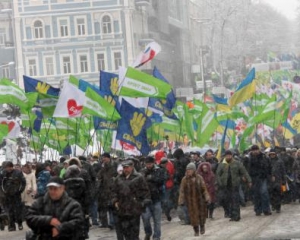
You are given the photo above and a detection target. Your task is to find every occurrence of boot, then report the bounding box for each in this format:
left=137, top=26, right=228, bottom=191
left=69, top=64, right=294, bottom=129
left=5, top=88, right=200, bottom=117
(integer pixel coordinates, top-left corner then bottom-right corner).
left=193, top=226, right=199, bottom=236
left=144, top=235, right=151, bottom=240
left=200, top=225, right=205, bottom=235
left=209, top=209, right=214, bottom=219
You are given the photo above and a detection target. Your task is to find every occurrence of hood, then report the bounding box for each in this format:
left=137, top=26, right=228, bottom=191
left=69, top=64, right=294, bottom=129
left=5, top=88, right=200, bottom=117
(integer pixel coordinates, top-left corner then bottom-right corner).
left=173, top=148, right=184, bottom=159
left=68, top=157, right=82, bottom=168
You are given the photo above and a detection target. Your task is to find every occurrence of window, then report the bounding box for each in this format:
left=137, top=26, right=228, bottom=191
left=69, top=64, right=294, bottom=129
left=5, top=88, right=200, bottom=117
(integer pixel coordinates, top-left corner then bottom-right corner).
left=97, top=53, right=105, bottom=71
left=102, top=15, right=112, bottom=34
left=45, top=57, right=54, bottom=75
left=2, top=67, right=9, bottom=78
left=63, top=56, right=71, bottom=74
left=28, top=59, right=37, bottom=76
left=80, top=55, right=88, bottom=72
left=0, top=28, right=6, bottom=45
left=33, top=20, right=43, bottom=39
left=113, top=52, right=122, bottom=70
left=76, top=18, right=86, bottom=36
left=59, top=19, right=69, bottom=37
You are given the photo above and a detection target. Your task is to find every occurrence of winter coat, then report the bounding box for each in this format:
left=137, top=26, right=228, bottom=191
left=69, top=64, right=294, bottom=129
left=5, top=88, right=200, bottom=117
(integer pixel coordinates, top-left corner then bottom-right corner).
left=1, top=169, right=26, bottom=197
left=97, top=160, right=118, bottom=207
left=111, top=170, right=151, bottom=217
left=178, top=173, right=210, bottom=227
left=280, top=153, right=295, bottom=176
left=216, top=159, right=251, bottom=188
left=248, top=152, right=271, bottom=182
left=26, top=192, right=84, bottom=240
left=36, top=170, right=51, bottom=197
left=64, top=167, right=90, bottom=214
left=270, top=156, right=286, bottom=187
left=197, top=162, right=216, bottom=203
left=140, top=164, right=165, bottom=203
left=21, top=172, right=37, bottom=206
left=164, top=160, right=175, bottom=189
left=173, top=149, right=190, bottom=185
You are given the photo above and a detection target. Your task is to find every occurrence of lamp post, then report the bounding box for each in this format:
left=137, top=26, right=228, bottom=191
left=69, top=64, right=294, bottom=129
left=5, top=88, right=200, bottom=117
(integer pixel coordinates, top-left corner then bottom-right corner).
left=190, top=17, right=210, bottom=99
left=0, top=61, right=15, bottom=68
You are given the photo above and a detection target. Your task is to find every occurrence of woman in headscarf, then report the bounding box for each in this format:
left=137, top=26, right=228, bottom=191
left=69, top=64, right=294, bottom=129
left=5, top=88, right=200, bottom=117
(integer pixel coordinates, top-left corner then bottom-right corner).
left=198, top=162, right=216, bottom=219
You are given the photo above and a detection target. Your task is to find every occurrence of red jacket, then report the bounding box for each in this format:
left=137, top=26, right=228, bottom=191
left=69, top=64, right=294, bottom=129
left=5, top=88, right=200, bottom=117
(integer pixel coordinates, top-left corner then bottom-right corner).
left=165, top=160, right=175, bottom=189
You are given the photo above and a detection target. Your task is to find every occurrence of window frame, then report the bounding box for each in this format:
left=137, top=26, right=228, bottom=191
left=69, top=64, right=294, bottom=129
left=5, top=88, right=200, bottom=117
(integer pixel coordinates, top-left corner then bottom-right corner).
left=58, top=18, right=70, bottom=37
left=33, top=20, right=44, bottom=39
left=75, top=16, right=87, bottom=36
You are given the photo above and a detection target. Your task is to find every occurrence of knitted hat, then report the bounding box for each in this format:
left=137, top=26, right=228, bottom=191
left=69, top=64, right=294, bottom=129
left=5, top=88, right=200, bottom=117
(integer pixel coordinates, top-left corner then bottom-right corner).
left=186, top=162, right=196, bottom=171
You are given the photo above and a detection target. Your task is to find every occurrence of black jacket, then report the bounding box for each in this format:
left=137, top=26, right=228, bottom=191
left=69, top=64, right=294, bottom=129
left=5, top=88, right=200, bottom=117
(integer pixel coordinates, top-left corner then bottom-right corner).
left=1, top=169, right=26, bottom=196
left=140, top=164, right=165, bottom=203
left=173, top=149, right=190, bottom=185
left=26, top=192, right=84, bottom=240
left=248, top=152, right=271, bottom=181
left=111, top=170, right=151, bottom=217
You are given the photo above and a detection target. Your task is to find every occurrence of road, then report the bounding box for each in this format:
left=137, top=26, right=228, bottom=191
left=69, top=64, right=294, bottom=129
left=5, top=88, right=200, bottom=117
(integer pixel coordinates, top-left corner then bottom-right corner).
left=1, top=202, right=300, bottom=240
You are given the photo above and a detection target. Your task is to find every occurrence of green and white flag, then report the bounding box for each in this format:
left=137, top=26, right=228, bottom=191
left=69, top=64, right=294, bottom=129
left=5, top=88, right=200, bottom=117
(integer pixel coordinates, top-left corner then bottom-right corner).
left=82, top=87, right=121, bottom=121
left=118, top=67, right=172, bottom=99
left=250, top=95, right=277, bottom=124
left=194, top=100, right=219, bottom=147
left=0, top=124, right=9, bottom=142
left=0, top=78, right=29, bottom=109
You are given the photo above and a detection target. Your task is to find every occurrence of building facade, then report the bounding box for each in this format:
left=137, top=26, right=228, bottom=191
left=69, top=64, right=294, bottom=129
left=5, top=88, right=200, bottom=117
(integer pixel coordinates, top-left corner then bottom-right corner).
left=0, top=0, right=15, bottom=81
left=12, top=0, right=192, bottom=92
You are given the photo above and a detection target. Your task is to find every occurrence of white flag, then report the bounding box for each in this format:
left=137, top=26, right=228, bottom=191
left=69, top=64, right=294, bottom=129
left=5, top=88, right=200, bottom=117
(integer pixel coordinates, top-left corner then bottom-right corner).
left=0, top=118, right=20, bottom=139
left=53, top=81, right=86, bottom=118
left=132, top=41, right=161, bottom=68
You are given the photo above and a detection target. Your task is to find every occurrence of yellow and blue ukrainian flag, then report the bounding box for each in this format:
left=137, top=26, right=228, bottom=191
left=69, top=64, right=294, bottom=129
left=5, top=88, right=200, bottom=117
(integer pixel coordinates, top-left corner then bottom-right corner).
left=229, top=68, right=256, bottom=107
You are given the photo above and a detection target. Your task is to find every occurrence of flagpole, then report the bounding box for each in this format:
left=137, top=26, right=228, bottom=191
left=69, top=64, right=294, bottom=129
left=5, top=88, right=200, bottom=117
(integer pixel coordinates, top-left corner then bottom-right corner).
left=53, top=118, right=62, bottom=155
left=40, top=118, right=53, bottom=161
left=27, top=110, right=38, bottom=161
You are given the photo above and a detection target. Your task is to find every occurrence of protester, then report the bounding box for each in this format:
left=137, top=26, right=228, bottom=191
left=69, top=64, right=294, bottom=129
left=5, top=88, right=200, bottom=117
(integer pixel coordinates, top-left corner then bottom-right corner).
left=204, top=149, right=219, bottom=173
left=141, top=156, right=165, bottom=240
left=268, top=149, right=286, bottom=213
left=1, top=161, right=26, bottom=231
left=111, top=160, right=151, bottom=240
left=159, top=157, right=175, bottom=221
left=248, top=145, right=272, bottom=216
left=216, top=150, right=252, bottom=221
left=198, top=162, right=216, bottom=219
left=26, top=176, right=84, bottom=240
left=35, top=163, right=51, bottom=198
left=21, top=163, right=37, bottom=208
left=178, top=162, right=210, bottom=236
left=97, top=152, right=118, bottom=229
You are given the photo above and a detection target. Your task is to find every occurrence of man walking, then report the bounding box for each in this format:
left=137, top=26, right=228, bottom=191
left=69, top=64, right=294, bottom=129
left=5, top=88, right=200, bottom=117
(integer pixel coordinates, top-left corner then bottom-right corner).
left=1, top=161, right=26, bottom=231
left=216, top=150, right=252, bottom=221
left=141, top=156, right=165, bottom=240
left=111, top=160, right=151, bottom=240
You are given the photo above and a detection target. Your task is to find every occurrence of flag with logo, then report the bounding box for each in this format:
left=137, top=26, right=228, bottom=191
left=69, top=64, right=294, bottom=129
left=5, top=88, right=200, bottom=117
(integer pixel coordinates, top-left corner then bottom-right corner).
left=23, top=76, right=60, bottom=96
left=53, top=81, right=85, bottom=118
left=0, top=118, right=20, bottom=139
left=132, top=41, right=161, bottom=68
left=116, top=100, right=151, bottom=155
left=82, top=87, right=121, bottom=121
left=118, top=67, right=172, bottom=99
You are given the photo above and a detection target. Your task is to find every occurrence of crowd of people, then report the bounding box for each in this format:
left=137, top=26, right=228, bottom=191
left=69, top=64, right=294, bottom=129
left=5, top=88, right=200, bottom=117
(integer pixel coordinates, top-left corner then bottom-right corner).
left=0, top=144, right=299, bottom=239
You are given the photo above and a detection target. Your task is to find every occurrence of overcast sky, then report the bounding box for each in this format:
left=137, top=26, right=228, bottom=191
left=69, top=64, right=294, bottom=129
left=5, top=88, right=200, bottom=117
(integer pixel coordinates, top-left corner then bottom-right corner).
left=262, top=0, right=299, bottom=20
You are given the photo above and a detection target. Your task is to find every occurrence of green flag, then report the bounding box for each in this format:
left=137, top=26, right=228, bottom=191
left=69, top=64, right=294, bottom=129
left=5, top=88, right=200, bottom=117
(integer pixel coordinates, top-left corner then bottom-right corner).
left=118, top=67, right=172, bottom=98
left=38, top=93, right=58, bottom=117
left=194, top=100, right=219, bottom=147
left=82, top=87, right=121, bottom=121
left=250, top=95, right=277, bottom=124
left=0, top=78, right=29, bottom=109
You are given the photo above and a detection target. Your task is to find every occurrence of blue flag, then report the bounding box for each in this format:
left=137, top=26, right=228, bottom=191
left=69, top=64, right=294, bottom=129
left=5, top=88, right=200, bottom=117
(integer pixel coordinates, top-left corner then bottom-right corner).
left=147, top=67, right=177, bottom=120
left=100, top=71, right=118, bottom=95
left=116, top=100, right=151, bottom=155
left=23, top=76, right=60, bottom=96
